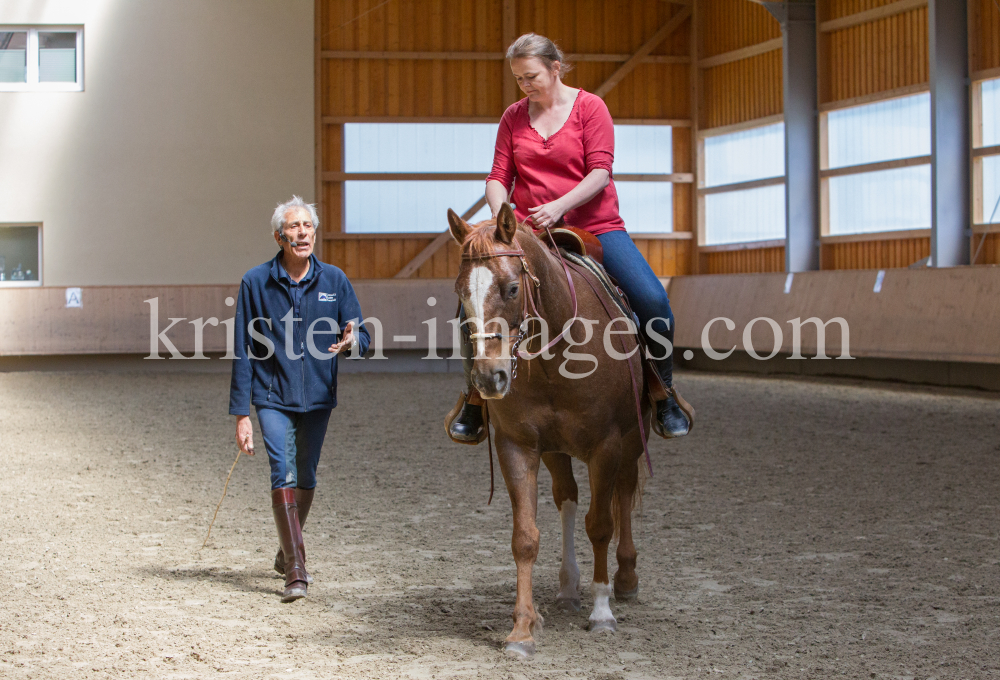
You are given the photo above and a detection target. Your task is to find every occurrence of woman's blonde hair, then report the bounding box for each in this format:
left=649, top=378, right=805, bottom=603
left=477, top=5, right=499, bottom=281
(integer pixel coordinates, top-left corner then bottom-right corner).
left=506, top=33, right=573, bottom=76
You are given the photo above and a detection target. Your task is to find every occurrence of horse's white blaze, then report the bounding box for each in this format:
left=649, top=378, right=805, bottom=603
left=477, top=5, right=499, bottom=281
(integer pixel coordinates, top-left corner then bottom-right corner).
left=467, top=265, right=494, bottom=357
left=589, top=581, right=616, bottom=625
left=557, top=501, right=579, bottom=600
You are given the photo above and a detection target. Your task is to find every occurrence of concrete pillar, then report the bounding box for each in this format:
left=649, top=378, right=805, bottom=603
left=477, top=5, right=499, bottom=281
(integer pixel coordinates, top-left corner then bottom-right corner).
left=765, top=1, right=820, bottom=272
left=929, top=0, right=970, bottom=267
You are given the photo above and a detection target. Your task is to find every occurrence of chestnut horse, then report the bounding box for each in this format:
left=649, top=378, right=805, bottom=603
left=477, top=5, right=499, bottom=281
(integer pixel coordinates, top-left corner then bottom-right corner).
left=447, top=203, right=650, bottom=657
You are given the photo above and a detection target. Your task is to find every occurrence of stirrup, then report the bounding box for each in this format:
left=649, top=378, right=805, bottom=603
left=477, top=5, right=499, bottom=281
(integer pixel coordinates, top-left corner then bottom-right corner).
left=444, top=391, right=487, bottom=445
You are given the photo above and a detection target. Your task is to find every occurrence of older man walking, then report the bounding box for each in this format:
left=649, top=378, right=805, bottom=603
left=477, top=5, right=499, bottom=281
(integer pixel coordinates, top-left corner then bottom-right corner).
left=229, top=196, right=370, bottom=603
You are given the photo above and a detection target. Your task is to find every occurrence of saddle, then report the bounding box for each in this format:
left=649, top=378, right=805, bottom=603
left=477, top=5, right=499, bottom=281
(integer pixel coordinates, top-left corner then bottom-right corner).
left=535, top=226, right=675, bottom=409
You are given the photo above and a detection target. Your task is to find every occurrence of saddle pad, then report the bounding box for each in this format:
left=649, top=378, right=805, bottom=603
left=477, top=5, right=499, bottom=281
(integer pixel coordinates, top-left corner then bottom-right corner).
left=559, top=249, right=633, bottom=322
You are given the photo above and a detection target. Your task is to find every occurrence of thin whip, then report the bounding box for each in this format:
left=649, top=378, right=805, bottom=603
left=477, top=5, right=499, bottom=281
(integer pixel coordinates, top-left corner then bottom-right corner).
left=200, top=449, right=242, bottom=549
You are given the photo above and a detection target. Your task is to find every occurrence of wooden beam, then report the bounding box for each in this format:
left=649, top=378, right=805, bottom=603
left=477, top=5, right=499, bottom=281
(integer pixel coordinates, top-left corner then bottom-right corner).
left=698, top=239, right=785, bottom=253
left=697, top=176, right=786, bottom=195
left=818, top=83, right=930, bottom=112
left=698, top=114, right=784, bottom=138
left=502, top=0, right=517, bottom=106
left=629, top=231, right=693, bottom=239
left=972, top=145, right=1000, bottom=158
left=320, top=50, right=689, bottom=64
left=820, top=229, right=932, bottom=244
left=818, top=155, right=931, bottom=179
left=322, top=115, right=691, bottom=125
left=324, top=171, right=694, bottom=183
left=323, top=172, right=485, bottom=182
left=394, top=196, right=488, bottom=279
left=696, top=37, right=782, bottom=69
left=594, top=6, right=692, bottom=98
left=819, top=0, right=927, bottom=33
left=972, top=66, right=1000, bottom=82
left=616, top=173, right=694, bottom=182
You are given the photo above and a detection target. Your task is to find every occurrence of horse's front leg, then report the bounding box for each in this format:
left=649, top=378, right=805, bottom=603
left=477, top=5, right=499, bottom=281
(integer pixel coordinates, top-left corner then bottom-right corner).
left=497, top=439, right=543, bottom=657
left=542, top=451, right=581, bottom=611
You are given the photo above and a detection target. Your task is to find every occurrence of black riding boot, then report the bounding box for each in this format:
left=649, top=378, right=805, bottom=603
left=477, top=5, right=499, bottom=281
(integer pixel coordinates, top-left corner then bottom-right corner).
left=654, top=354, right=691, bottom=439
left=447, top=313, right=485, bottom=443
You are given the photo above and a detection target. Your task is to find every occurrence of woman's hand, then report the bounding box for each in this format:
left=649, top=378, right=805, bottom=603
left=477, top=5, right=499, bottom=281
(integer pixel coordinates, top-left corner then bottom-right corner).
left=526, top=200, right=568, bottom=230
left=328, top=321, right=356, bottom=355
left=235, top=415, right=255, bottom=455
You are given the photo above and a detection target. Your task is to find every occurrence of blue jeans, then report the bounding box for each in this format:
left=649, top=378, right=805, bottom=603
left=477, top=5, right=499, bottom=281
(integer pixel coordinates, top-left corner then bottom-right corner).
left=596, top=231, right=675, bottom=381
left=256, top=407, right=333, bottom=490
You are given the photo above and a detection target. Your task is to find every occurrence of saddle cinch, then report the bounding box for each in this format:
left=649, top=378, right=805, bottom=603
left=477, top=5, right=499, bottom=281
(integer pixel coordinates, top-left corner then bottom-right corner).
left=537, top=226, right=696, bottom=435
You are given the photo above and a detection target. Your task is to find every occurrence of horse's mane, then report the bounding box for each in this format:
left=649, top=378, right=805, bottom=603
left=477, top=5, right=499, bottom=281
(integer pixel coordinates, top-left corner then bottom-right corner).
left=462, top=218, right=534, bottom=258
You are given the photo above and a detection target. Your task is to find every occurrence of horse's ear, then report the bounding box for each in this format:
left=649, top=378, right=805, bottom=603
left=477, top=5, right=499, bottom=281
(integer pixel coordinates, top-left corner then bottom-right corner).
left=495, top=202, right=517, bottom=245
left=447, top=208, right=470, bottom=245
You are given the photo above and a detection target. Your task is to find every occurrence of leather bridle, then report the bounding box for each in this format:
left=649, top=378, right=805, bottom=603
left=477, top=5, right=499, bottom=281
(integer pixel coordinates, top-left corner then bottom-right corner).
left=460, top=227, right=581, bottom=369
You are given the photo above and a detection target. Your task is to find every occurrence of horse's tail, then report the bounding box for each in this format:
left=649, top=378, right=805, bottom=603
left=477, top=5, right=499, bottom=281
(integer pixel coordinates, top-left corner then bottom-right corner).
left=611, top=455, right=648, bottom=541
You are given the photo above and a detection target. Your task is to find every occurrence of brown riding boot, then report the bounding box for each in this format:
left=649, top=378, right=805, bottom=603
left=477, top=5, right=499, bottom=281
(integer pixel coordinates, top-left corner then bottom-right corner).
left=274, top=487, right=314, bottom=582
left=271, top=488, right=308, bottom=603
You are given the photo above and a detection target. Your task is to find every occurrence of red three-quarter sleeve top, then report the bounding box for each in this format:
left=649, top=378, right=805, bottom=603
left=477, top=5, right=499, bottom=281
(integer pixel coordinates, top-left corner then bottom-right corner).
left=486, top=89, right=626, bottom=236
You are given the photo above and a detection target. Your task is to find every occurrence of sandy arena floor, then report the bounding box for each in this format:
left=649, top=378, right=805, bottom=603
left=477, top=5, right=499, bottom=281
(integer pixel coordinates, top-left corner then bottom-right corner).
left=1, top=369, right=999, bottom=679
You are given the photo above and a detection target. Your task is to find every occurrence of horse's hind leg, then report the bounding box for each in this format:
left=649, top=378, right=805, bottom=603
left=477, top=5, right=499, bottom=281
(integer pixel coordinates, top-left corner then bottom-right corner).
left=542, top=451, right=580, bottom=611
left=585, top=451, right=619, bottom=633
left=613, top=454, right=640, bottom=601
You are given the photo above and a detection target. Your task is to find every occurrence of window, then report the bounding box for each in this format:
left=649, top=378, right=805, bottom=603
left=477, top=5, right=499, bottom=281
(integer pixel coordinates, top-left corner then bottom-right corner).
left=613, top=125, right=673, bottom=233
left=974, top=77, right=1000, bottom=228
left=343, top=123, right=494, bottom=233
left=0, top=224, right=41, bottom=287
left=821, top=92, right=931, bottom=236
left=341, top=122, right=677, bottom=234
left=0, top=27, right=83, bottom=92
left=699, top=122, right=786, bottom=246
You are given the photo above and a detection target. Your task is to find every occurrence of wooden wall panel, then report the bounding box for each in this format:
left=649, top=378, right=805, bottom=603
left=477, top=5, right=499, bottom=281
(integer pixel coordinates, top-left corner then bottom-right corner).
left=819, top=0, right=928, bottom=103
left=701, top=246, right=785, bottom=275
left=701, top=50, right=783, bottom=129
left=318, top=0, right=693, bottom=279
left=633, top=239, right=692, bottom=276
left=821, top=237, right=931, bottom=270
left=971, top=234, right=1000, bottom=265
left=971, top=0, right=1000, bottom=73
left=701, top=0, right=782, bottom=57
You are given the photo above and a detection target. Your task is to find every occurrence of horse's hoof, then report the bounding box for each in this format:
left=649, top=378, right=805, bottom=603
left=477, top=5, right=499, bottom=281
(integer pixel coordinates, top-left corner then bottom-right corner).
left=503, top=640, right=536, bottom=658
left=589, top=618, right=617, bottom=633
left=555, top=596, right=582, bottom=611
left=614, top=585, right=638, bottom=601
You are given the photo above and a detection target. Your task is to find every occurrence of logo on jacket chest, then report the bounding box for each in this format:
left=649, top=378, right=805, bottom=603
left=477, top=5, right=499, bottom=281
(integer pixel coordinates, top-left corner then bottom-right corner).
left=317, top=292, right=337, bottom=302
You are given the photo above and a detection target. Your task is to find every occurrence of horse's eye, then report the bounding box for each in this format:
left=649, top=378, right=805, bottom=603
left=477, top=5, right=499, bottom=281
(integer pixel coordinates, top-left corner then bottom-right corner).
left=507, top=283, right=519, bottom=300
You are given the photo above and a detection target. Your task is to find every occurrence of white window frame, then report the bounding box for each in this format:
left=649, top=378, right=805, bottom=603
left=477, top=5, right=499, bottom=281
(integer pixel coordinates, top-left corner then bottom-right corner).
left=971, top=76, right=1000, bottom=236
left=818, top=88, right=932, bottom=240
left=333, top=120, right=684, bottom=235
left=0, top=26, right=84, bottom=92
left=697, top=116, right=787, bottom=248
left=0, top=222, right=43, bottom=288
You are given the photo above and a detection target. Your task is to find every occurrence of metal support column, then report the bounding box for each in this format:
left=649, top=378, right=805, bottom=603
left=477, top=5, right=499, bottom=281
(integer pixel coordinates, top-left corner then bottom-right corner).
left=765, top=1, right=819, bottom=272
left=929, top=0, right=970, bottom=267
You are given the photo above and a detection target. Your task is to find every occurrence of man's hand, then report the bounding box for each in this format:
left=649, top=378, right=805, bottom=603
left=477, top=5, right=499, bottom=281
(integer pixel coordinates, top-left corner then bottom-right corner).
left=235, top=415, right=255, bottom=455
left=526, top=200, right=567, bottom=230
left=328, top=321, right=356, bottom=355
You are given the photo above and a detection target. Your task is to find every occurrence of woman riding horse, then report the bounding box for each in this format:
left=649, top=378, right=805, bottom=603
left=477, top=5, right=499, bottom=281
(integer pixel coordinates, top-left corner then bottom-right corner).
left=449, top=33, right=691, bottom=442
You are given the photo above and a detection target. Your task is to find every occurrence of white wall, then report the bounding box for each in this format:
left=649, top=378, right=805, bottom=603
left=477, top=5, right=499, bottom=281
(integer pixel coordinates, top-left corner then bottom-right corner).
left=0, top=0, right=313, bottom=285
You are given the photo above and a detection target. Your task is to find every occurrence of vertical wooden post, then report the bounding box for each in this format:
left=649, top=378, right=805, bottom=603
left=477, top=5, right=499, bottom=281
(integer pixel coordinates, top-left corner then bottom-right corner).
left=314, top=0, right=324, bottom=260
left=502, top=0, right=517, bottom=107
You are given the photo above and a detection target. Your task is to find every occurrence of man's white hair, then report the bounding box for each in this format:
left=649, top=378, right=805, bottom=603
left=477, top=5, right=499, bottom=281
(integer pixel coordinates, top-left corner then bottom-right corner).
left=271, top=195, right=320, bottom=234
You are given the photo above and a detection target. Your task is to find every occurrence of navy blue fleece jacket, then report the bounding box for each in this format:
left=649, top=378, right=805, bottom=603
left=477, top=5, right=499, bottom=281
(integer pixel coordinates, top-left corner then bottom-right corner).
left=228, top=253, right=370, bottom=416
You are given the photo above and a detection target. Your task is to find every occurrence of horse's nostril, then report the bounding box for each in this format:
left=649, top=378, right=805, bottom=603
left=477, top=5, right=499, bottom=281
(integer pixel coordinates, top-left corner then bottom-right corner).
left=493, top=370, right=509, bottom=392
